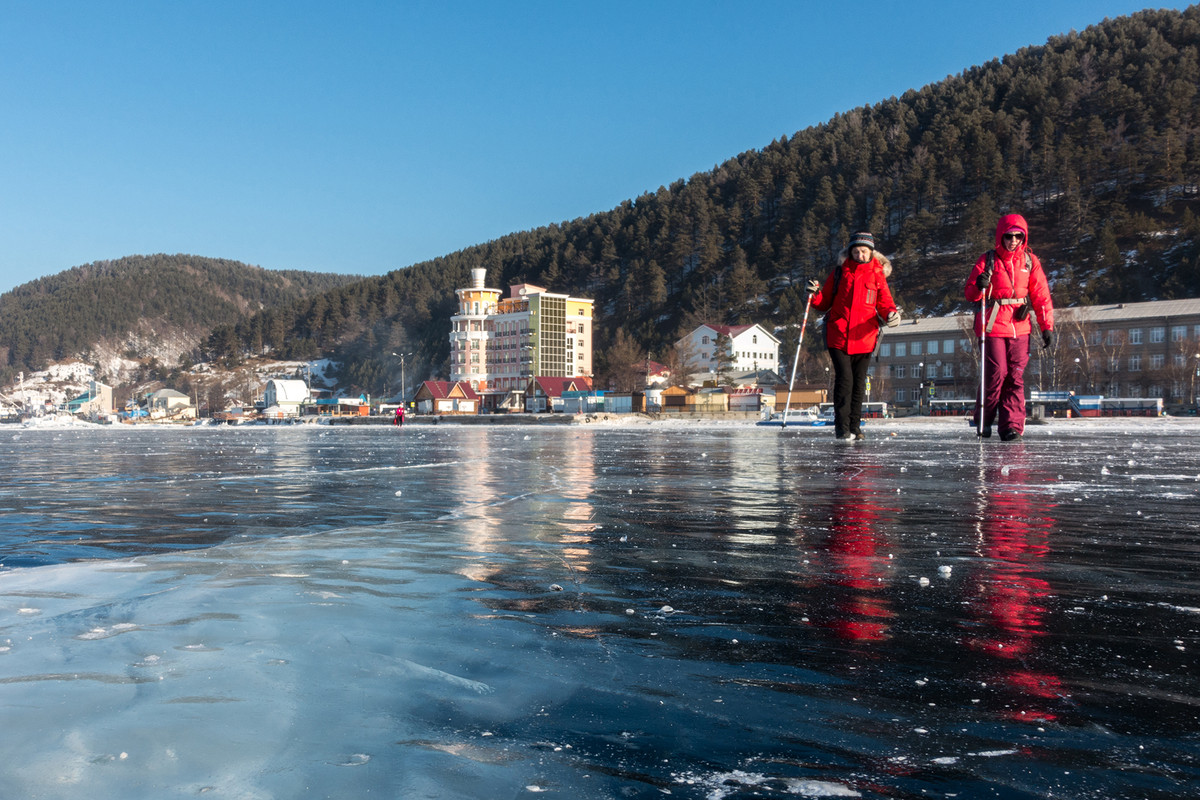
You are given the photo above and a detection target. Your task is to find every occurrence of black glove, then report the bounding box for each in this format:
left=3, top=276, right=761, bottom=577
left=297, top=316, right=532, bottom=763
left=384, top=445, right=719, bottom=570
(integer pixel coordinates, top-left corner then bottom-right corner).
left=1042, top=330, right=1054, bottom=350
left=975, top=272, right=991, bottom=290
left=806, top=279, right=820, bottom=295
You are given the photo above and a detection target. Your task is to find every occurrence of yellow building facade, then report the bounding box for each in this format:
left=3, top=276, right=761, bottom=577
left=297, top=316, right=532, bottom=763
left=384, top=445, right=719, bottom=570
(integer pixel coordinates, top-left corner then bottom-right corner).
left=449, top=268, right=593, bottom=405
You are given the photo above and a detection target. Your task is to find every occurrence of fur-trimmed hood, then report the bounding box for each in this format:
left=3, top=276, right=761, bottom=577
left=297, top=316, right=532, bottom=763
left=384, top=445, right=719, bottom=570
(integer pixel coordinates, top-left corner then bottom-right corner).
left=837, top=248, right=892, bottom=278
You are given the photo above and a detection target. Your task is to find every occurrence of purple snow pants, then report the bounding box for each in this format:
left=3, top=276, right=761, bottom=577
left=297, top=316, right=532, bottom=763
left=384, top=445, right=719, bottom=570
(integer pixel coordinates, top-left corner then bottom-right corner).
left=973, top=334, right=1030, bottom=435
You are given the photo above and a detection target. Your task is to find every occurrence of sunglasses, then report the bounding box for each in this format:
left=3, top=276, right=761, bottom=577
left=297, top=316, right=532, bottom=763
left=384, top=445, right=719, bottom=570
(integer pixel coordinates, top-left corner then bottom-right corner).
left=1002, top=233, right=1025, bottom=241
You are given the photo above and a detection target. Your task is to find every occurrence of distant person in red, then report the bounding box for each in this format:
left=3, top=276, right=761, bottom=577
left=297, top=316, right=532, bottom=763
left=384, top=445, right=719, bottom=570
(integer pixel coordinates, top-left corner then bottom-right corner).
left=965, top=214, right=1055, bottom=441
left=808, top=232, right=900, bottom=442
left=393, top=406, right=405, bottom=427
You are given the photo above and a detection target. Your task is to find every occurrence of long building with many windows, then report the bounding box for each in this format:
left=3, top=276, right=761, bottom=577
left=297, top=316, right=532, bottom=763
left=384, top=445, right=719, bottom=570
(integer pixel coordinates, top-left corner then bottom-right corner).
left=449, top=268, right=593, bottom=407
left=872, top=298, right=1200, bottom=409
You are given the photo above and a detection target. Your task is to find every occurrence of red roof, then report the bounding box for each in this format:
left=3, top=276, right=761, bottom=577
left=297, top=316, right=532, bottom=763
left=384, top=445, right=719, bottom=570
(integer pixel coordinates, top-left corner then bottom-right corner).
left=529, top=376, right=593, bottom=397
left=418, top=381, right=479, bottom=400
left=633, top=358, right=670, bottom=377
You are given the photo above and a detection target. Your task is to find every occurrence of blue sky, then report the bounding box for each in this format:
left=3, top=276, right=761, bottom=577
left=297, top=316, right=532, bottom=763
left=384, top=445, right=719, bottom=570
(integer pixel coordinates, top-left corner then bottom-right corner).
left=0, top=1, right=1190, bottom=294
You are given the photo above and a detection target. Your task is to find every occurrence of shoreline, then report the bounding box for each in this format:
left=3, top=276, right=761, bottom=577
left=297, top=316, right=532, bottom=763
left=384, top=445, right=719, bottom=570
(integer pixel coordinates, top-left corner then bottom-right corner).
left=11, top=411, right=1196, bottom=430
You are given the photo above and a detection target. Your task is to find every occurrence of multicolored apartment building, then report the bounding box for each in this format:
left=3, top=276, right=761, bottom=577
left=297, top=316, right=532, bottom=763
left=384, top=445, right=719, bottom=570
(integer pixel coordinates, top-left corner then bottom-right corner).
left=449, top=268, right=593, bottom=408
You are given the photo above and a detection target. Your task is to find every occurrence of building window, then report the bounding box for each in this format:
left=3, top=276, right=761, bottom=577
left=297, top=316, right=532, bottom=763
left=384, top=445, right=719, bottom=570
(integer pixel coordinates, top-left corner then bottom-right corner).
left=943, top=339, right=955, bottom=354
left=752, top=335, right=758, bottom=344
left=942, top=364, right=953, bottom=378
left=880, top=343, right=891, bottom=357
left=1151, top=354, right=1165, bottom=369
left=1129, top=329, right=1142, bottom=345
left=895, top=365, right=906, bottom=379
left=1129, top=355, right=1141, bottom=372
left=895, top=388, right=907, bottom=402
left=895, top=343, right=907, bottom=357
left=1172, top=326, right=1186, bottom=342
left=927, top=364, right=937, bottom=379
left=912, top=341, right=922, bottom=356
left=702, top=336, right=710, bottom=345
left=1090, top=330, right=1102, bottom=346
left=928, top=341, right=939, bottom=355
left=1151, top=327, right=1165, bottom=344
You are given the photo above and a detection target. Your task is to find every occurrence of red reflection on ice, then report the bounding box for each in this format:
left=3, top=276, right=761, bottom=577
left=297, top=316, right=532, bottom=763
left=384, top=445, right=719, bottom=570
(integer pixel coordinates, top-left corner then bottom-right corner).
left=824, top=467, right=894, bottom=643
left=969, top=459, right=1065, bottom=722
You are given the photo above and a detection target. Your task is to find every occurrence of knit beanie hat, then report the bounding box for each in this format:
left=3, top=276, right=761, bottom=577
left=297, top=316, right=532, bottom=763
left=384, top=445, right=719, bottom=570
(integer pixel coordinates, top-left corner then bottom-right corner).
left=849, top=231, right=875, bottom=250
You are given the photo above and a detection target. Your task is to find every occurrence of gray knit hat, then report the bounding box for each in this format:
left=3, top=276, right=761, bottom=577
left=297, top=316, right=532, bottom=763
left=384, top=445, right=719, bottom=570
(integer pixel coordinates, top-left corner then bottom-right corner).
left=849, top=231, right=875, bottom=250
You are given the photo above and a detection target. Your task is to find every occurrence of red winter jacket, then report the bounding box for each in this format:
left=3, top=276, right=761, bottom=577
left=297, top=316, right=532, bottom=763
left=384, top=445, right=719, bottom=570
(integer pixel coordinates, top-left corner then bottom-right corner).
left=964, top=214, right=1055, bottom=339
left=812, top=255, right=898, bottom=354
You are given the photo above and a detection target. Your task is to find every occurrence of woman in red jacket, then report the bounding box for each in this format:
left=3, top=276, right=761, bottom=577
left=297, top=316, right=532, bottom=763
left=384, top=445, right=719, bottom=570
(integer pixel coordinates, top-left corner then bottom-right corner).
left=964, top=214, right=1055, bottom=441
left=808, top=232, right=900, bottom=442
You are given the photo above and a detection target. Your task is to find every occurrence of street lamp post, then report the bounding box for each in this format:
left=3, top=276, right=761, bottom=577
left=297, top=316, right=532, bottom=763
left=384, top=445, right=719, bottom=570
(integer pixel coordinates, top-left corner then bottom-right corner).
left=1192, top=353, right=1200, bottom=408
left=918, top=362, right=924, bottom=413
left=391, top=352, right=413, bottom=406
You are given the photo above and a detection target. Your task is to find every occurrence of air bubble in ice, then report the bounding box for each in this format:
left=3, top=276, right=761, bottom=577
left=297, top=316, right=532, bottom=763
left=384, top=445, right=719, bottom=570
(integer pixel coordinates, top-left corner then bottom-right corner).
left=938, top=566, right=952, bottom=578
left=918, top=577, right=930, bottom=587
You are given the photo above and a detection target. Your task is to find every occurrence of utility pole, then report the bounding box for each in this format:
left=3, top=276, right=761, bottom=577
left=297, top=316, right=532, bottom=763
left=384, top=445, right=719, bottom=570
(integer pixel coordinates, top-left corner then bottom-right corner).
left=392, top=352, right=413, bottom=406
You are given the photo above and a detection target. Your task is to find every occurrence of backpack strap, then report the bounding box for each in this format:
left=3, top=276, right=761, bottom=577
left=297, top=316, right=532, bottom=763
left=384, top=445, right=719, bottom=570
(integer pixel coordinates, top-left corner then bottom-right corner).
left=982, top=249, right=1034, bottom=333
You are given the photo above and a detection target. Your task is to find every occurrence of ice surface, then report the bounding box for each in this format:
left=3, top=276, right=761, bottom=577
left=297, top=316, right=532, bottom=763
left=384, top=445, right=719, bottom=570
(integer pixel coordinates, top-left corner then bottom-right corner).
left=1, top=418, right=1198, bottom=798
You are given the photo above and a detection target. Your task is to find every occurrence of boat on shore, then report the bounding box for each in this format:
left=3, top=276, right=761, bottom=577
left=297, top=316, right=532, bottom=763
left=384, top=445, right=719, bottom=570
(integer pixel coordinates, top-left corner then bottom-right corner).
left=757, top=408, right=829, bottom=427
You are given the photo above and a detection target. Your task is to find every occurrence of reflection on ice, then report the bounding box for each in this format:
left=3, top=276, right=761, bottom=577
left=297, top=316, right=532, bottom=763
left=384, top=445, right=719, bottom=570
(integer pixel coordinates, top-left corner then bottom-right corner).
left=0, top=419, right=1197, bottom=797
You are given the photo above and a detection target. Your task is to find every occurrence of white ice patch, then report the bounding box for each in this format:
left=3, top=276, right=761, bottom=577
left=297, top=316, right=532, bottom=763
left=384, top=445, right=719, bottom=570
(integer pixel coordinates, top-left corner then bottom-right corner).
left=677, top=770, right=860, bottom=798
left=1158, top=603, right=1200, bottom=614
left=783, top=778, right=862, bottom=797
left=75, top=623, right=138, bottom=640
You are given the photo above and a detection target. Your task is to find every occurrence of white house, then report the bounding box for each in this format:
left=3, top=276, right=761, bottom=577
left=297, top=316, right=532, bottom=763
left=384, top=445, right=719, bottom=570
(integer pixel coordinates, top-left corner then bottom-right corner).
left=147, top=388, right=194, bottom=420
left=678, top=323, right=781, bottom=382
left=263, top=379, right=310, bottom=417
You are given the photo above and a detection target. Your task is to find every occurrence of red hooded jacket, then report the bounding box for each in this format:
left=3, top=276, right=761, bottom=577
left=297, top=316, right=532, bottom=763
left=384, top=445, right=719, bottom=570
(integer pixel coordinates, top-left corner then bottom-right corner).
left=965, top=214, right=1055, bottom=339
left=812, top=254, right=897, bottom=354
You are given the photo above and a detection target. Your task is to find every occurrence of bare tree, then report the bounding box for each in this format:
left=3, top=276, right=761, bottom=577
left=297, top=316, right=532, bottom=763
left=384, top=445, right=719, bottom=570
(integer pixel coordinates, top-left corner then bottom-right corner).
left=661, top=338, right=699, bottom=388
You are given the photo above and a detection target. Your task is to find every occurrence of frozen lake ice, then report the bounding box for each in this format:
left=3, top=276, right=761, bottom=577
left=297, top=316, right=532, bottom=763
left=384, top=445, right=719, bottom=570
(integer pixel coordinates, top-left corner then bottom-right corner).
left=0, top=418, right=1197, bottom=798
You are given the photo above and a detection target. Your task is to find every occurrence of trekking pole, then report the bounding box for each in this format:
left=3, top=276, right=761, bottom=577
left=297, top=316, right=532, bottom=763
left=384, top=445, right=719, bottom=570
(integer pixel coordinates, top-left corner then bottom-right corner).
left=782, top=291, right=814, bottom=430
left=978, top=294, right=987, bottom=436
left=977, top=262, right=994, bottom=437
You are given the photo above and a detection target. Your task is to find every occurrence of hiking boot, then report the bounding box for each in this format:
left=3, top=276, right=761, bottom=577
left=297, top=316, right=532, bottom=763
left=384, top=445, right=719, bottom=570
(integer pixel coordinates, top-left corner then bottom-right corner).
left=1000, top=429, right=1023, bottom=442
left=977, top=425, right=992, bottom=438
left=836, top=433, right=854, bottom=443
left=854, top=431, right=866, bottom=441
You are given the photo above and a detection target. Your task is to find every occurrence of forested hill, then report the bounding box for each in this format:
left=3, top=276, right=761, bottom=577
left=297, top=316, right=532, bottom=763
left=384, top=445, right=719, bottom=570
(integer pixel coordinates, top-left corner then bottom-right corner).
left=0, top=255, right=361, bottom=381
left=199, top=7, right=1200, bottom=392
